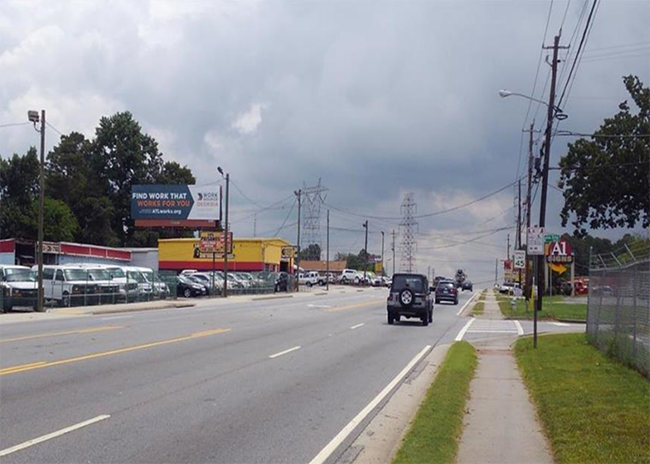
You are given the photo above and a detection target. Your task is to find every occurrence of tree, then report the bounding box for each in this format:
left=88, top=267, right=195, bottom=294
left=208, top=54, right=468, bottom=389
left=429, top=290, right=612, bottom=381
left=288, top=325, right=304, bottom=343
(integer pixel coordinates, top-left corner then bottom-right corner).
left=158, top=161, right=196, bottom=185
left=46, top=132, right=118, bottom=245
left=39, top=198, right=79, bottom=242
left=0, top=149, right=39, bottom=239
left=558, top=75, right=649, bottom=236
left=299, top=243, right=321, bottom=261
left=560, top=232, right=613, bottom=276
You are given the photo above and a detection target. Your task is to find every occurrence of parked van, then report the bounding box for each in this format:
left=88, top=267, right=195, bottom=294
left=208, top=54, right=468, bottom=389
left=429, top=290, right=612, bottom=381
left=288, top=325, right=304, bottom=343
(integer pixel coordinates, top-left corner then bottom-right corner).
left=129, top=266, right=169, bottom=299
left=64, top=264, right=121, bottom=304
left=75, top=264, right=139, bottom=302
left=39, top=265, right=100, bottom=306
left=119, top=266, right=154, bottom=301
left=0, top=265, right=38, bottom=312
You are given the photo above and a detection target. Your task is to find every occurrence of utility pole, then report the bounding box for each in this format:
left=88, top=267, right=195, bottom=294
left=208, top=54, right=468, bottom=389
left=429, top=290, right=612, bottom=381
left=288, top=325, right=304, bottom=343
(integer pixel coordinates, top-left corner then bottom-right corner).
left=381, top=231, right=385, bottom=277
left=36, top=110, right=45, bottom=312
left=525, top=123, right=535, bottom=301
left=391, top=230, right=397, bottom=276
left=294, top=189, right=302, bottom=291
left=326, top=209, right=330, bottom=291
left=495, top=258, right=498, bottom=286
left=535, top=32, right=567, bottom=348
left=223, top=173, right=230, bottom=297
left=517, top=178, right=523, bottom=289
left=362, top=220, right=368, bottom=283
left=507, top=234, right=510, bottom=264
left=253, top=213, right=257, bottom=238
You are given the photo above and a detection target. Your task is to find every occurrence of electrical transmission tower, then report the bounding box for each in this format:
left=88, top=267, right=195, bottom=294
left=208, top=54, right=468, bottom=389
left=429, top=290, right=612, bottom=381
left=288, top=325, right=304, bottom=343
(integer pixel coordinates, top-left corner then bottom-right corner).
left=301, top=179, right=328, bottom=257
left=399, top=193, right=418, bottom=273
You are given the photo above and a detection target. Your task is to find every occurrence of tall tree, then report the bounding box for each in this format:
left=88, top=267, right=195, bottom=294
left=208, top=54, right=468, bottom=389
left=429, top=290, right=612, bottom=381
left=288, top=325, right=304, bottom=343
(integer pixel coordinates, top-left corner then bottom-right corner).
left=558, top=75, right=649, bottom=236
left=39, top=198, right=79, bottom=242
left=46, top=132, right=118, bottom=245
left=0, top=149, right=39, bottom=239
left=299, top=243, right=321, bottom=261
left=91, top=112, right=165, bottom=246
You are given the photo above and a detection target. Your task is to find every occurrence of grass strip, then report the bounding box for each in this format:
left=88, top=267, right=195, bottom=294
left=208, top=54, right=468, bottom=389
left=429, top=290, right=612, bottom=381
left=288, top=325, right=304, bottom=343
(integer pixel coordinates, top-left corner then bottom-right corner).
left=515, top=333, right=650, bottom=464
left=496, top=294, right=587, bottom=321
left=471, top=301, right=484, bottom=315
left=393, top=342, right=477, bottom=464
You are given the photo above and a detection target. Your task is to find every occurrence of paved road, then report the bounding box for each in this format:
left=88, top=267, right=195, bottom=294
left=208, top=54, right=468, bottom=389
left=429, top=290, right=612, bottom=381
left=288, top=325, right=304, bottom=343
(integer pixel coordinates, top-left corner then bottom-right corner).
left=0, top=288, right=475, bottom=463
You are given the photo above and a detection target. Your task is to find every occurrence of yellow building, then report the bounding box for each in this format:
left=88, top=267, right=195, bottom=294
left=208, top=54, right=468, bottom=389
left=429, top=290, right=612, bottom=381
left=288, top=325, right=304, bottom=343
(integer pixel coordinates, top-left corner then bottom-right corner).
left=159, top=237, right=295, bottom=273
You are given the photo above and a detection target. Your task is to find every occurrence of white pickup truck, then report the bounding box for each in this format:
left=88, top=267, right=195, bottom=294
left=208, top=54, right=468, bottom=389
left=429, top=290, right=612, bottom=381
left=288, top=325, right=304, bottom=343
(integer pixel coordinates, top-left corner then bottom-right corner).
left=298, top=271, right=320, bottom=287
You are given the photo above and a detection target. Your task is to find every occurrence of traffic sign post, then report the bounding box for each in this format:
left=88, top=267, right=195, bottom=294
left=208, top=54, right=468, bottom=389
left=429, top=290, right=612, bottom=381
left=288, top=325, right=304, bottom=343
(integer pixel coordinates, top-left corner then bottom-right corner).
left=527, top=227, right=545, bottom=255
left=513, top=250, right=526, bottom=269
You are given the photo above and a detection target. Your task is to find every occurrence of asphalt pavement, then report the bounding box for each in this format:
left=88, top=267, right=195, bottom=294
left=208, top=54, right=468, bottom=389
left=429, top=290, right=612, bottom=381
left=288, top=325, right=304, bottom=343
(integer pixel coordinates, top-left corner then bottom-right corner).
left=0, top=287, right=475, bottom=464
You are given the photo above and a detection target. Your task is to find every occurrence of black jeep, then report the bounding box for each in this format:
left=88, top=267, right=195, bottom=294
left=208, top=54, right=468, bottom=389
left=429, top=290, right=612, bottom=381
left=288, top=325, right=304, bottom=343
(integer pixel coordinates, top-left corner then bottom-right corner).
left=386, top=273, right=433, bottom=326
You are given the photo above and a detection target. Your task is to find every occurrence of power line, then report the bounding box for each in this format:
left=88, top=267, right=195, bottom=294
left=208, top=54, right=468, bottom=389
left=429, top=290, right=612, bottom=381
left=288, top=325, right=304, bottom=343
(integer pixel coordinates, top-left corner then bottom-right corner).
left=323, top=178, right=522, bottom=221
left=0, top=122, right=30, bottom=129
left=556, top=0, right=600, bottom=109
left=45, top=121, right=64, bottom=137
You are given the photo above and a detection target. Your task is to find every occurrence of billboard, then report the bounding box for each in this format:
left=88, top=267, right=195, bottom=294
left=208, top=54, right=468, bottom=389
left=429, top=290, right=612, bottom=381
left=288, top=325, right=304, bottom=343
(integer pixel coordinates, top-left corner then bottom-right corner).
left=131, top=185, right=219, bottom=221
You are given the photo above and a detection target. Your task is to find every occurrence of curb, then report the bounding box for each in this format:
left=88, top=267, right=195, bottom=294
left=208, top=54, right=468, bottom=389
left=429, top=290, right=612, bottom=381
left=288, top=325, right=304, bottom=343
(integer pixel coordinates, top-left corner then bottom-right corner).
left=555, top=318, right=586, bottom=324
left=91, top=302, right=196, bottom=315
left=250, top=294, right=294, bottom=302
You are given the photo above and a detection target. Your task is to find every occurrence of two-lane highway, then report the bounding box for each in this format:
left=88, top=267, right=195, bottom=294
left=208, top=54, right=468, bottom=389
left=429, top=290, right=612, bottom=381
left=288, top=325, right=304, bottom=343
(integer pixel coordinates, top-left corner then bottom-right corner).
left=0, top=289, right=475, bottom=463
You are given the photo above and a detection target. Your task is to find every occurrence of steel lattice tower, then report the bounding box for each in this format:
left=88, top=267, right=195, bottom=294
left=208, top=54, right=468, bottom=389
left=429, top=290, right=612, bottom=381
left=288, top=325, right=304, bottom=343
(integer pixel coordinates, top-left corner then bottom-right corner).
left=399, top=193, right=418, bottom=273
left=302, top=179, right=328, bottom=257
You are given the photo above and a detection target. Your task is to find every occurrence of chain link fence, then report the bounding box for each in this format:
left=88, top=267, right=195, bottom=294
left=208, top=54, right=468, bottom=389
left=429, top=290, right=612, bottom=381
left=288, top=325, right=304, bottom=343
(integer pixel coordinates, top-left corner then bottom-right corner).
left=587, top=243, right=650, bottom=378
left=2, top=267, right=297, bottom=312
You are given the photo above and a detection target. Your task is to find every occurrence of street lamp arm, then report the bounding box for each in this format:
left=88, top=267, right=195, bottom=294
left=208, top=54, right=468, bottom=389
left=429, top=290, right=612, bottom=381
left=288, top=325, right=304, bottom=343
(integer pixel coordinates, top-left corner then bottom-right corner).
left=498, top=90, right=567, bottom=119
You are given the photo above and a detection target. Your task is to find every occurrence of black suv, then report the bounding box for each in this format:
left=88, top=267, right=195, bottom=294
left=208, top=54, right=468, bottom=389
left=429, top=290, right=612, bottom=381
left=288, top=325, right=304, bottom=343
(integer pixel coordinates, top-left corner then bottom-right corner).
left=435, top=280, right=458, bottom=305
left=387, top=273, right=433, bottom=326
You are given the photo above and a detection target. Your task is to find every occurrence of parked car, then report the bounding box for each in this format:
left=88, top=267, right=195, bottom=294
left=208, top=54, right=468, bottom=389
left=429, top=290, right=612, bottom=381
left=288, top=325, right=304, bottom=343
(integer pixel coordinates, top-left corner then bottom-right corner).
left=274, top=272, right=289, bottom=292
left=461, top=280, right=473, bottom=292
left=387, top=273, right=433, bottom=326
left=340, top=269, right=362, bottom=285
left=299, top=271, right=320, bottom=287
left=0, top=265, right=38, bottom=312
left=177, top=275, right=208, bottom=298
left=435, top=280, right=458, bottom=305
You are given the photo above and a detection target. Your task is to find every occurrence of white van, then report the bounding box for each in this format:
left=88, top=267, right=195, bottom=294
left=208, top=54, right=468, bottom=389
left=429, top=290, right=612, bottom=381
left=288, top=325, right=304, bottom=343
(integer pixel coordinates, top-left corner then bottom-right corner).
left=0, top=265, right=38, bottom=312
left=39, top=265, right=100, bottom=307
left=64, top=264, right=121, bottom=304
left=75, top=264, right=139, bottom=302
left=129, top=266, right=169, bottom=299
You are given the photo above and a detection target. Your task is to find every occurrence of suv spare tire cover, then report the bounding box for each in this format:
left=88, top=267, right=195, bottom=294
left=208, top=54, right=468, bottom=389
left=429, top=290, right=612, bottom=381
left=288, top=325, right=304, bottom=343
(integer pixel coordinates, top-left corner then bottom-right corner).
left=399, top=288, right=414, bottom=307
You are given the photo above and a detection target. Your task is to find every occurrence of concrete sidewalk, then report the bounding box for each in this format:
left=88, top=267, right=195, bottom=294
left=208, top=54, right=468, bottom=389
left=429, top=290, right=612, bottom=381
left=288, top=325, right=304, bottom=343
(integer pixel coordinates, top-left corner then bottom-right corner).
left=456, top=290, right=553, bottom=464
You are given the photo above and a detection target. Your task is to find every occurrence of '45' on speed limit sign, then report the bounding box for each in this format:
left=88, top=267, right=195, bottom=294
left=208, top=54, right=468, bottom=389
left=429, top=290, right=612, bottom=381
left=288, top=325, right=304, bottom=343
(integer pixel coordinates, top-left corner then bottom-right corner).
left=513, top=250, right=526, bottom=269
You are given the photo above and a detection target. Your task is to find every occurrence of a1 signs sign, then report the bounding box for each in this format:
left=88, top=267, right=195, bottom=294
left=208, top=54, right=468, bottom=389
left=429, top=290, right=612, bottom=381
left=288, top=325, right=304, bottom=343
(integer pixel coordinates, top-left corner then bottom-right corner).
left=546, top=238, right=574, bottom=274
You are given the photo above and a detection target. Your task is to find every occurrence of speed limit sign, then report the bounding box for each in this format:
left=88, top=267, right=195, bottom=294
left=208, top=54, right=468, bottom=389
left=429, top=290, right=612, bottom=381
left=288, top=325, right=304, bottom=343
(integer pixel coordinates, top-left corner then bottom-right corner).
left=513, top=250, right=526, bottom=269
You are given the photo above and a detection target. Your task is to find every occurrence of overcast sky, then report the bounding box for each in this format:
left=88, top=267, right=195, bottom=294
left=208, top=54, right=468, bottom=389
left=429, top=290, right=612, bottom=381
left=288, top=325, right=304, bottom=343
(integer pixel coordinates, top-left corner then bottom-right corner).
left=1, top=0, right=648, bottom=284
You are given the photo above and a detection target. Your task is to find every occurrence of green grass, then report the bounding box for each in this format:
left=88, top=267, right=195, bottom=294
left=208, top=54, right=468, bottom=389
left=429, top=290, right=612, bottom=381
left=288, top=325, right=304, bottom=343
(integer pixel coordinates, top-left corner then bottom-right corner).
left=393, top=342, right=477, bottom=464
left=497, top=294, right=587, bottom=321
left=471, top=300, right=484, bottom=315
left=515, top=333, right=650, bottom=464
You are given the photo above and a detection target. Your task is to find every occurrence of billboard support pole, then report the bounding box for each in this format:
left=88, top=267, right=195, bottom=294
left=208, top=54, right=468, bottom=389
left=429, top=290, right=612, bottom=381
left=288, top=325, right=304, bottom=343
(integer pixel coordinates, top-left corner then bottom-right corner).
left=223, top=173, right=230, bottom=298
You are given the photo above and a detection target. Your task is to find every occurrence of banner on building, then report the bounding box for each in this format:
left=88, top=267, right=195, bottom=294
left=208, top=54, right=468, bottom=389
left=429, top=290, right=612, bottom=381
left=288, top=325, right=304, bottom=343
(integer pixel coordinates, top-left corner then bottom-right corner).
left=197, top=231, right=232, bottom=255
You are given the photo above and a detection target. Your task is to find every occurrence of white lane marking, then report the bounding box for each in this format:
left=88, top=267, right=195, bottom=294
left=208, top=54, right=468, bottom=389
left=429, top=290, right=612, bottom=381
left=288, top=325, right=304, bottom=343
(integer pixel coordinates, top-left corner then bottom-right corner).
left=308, top=304, right=332, bottom=309
left=269, top=346, right=301, bottom=359
left=350, top=323, right=364, bottom=330
left=0, top=415, right=110, bottom=458
left=550, top=322, right=571, bottom=327
left=308, top=345, right=431, bottom=464
left=100, top=315, right=134, bottom=321
left=455, top=318, right=475, bottom=341
left=466, top=329, right=519, bottom=334
left=456, top=291, right=478, bottom=316
left=514, top=320, right=524, bottom=335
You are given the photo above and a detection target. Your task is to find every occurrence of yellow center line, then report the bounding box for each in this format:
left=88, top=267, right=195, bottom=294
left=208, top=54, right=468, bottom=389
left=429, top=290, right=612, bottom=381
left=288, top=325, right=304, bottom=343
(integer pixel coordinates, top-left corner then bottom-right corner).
left=0, top=328, right=231, bottom=377
left=326, top=298, right=385, bottom=312
left=0, top=326, right=125, bottom=344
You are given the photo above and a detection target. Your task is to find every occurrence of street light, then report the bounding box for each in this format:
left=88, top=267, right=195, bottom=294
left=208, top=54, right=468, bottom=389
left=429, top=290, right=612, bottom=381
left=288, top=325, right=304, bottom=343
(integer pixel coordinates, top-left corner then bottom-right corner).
left=217, top=167, right=230, bottom=297
left=28, top=109, right=45, bottom=312
left=499, top=90, right=568, bottom=120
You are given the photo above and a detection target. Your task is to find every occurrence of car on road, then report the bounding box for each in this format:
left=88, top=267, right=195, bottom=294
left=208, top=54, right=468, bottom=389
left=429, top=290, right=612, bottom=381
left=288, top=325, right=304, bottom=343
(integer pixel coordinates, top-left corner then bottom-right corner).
left=177, top=275, right=208, bottom=298
left=461, top=280, right=473, bottom=292
left=435, top=280, right=458, bottom=305
left=387, top=273, right=433, bottom=326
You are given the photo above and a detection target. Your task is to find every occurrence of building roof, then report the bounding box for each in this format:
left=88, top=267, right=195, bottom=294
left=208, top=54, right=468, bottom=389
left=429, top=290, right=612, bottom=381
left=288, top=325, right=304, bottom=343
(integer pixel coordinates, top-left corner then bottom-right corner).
left=299, top=260, right=347, bottom=272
